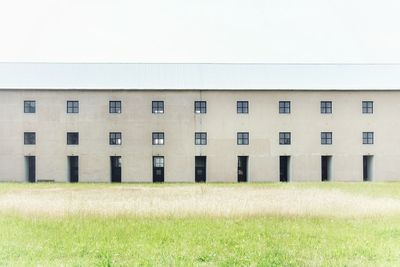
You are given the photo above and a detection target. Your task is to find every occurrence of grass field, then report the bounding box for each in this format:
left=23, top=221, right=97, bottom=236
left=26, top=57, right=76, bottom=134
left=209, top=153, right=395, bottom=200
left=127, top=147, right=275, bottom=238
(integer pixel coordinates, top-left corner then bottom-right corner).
left=1, top=182, right=400, bottom=266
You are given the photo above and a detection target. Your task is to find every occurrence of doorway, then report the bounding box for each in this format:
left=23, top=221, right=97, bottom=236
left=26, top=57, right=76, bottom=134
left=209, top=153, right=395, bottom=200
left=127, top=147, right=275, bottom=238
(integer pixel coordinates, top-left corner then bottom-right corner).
left=153, top=156, right=164, bottom=182
left=321, top=156, right=332, bottom=181
left=68, top=156, right=79, bottom=183
left=280, top=156, right=290, bottom=182
left=25, top=156, right=36, bottom=183
left=237, top=156, right=248, bottom=182
left=195, top=156, right=206, bottom=182
left=110, top=156, right=121, bottom=183
left=363, top=155, right=373, bottom=181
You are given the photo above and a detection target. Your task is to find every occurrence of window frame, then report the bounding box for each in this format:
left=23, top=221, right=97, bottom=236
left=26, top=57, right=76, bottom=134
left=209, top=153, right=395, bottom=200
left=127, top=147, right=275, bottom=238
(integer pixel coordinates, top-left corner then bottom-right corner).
left=362, top=132, right=374, bottom=144
left=320, top=101, right=332, bottom=114
left=237, top=101, right=249, bottom=114
left=152, top=132, right=165, bottom=145
left=24, top=132, right=36, bottom=145
left=279, top=132, right=291, bottom=145
left=109, top=101, right=122, bottom=114
left=321, top=132, right=332, bottom=145
left=24, top=100, right=36, bottom=113
left=152, top=101, right=164, bottom=114
left=195, top=132, right=207, bottom=145
left=194, top=101, right=207, bottom=114
left=67, top=101, right=79, bottom=114
left=109, top=132, right=122, bottom=145
left=279, top=101, right=291, bottom=114
left=237, top=132, right=249, bottom=145
left=67, top=132, right=79, bottom=145
left=362, top=101, right=373, bottom=114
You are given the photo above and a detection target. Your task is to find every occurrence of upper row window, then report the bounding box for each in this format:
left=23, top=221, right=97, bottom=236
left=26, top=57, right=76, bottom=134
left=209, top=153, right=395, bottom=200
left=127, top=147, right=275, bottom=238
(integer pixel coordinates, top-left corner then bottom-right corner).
left=362, top=101, right=373, bottom=114
left=195, top=101, right=207, bottom=114
left=67, top=101, right=79, bottom=113
left=237, top=101, right=248, bottom=114
left=24, top=101, right=36, bottom=113
left=109, top=101, right=122, bottom=113
left=279, top=101, right=290, bottom=114
left=152, top=101, right=164, bottom=114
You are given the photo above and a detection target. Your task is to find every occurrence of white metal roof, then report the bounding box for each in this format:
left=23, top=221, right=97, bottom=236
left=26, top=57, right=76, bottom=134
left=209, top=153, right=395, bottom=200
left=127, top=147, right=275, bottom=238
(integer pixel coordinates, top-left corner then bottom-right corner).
left=0, top=63, right=400, bottom=90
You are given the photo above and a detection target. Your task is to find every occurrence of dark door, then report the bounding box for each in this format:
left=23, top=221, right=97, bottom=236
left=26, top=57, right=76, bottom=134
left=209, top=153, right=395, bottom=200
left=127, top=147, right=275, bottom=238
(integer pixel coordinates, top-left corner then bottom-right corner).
left=68, top=156, right=79, bottom=183
left=110, top=156, right=121, bottom=183
left=153, top=156, right=164, bottom=182
left=237, top=156, right=248, bottom=182
left=321, top=156, right=329, bottom=181
left=195, top=156, right=206, bottom=182
left=363, top=155, right=373, bottom=181
left=26, top=156, right=36, bottom=183
left=280, top=156, right=290, bottom=182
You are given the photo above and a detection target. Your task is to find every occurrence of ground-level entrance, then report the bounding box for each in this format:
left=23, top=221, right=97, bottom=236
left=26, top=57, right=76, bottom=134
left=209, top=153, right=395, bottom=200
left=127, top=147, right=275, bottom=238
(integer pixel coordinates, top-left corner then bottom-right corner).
left=321, top=155, right=332, bottom=181
left=195, top=156, right=206, bottom=182
left=237, top=156, right=248, bottom=182
left=153, top=156, right=164, bottom=182
left=110, top=156, right=121, bottom=183
left=68, top=156, right=79, bottom=183
left=25, top=156, right=36, bottom=183
left=280, top=156, right=290, bottom=182
left=363, top=155, right=373, bottom=181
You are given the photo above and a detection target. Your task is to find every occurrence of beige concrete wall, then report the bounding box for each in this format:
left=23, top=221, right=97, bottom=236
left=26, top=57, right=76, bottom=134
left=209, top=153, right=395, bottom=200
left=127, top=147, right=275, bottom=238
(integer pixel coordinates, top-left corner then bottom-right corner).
left=0, top=89, right=398, bottom=182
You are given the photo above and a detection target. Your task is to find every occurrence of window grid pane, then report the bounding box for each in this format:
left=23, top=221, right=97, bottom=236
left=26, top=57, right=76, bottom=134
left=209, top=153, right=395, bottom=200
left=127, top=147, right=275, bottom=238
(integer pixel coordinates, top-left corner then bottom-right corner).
left=152, top=101, right=164, bottom=113
left=321, top=132, right=332, bottom=145
left=152, top=132, right=165, bottom=145
left=279, top=132, right=291, bottom=145
left=195, top=132, right=207, bottom=145
left=24, top=132, right=36, bottom=145
left=320, top=101, right=332, bottom=114
left=24, top=101, right=36, bottom=113
left=153, top=157, right=164, bottom=167
left=237, top=101, right=248, bottom=114
left=67, top=101, right=79, bottom=113
left=194, top=101, right=207, bottom=113
left=109, top=101, right=121, bottom=113
left=237, top=132, right=249, bottom=145
left=363, top=132, right=374, bottom=144
left=67, top=132, right=79, bottom=145
left=109, top=132, right=122, bottom=145
left=279, top=101, right=290, bottom=114
left=362, top=101, right=373, bottom=114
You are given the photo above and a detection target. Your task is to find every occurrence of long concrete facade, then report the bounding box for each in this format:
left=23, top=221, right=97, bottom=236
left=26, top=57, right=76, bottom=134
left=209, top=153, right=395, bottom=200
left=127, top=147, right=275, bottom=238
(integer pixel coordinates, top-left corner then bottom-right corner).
left=0, top=89, right=398, bottom=182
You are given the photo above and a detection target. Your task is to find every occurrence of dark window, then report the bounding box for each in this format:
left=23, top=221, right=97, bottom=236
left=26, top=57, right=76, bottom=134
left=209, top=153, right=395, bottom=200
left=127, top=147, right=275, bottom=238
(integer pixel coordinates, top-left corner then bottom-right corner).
left=109, top=132, right=122, bottom=145
left=24, top=101, right=36, bottom=113
left=362, top=101, right=373, bottom=114
left=195, top=132, right=207, bottom=145
left=321, top=132, right=332, bottom=145
left=321, top=101, right=332, bottom=114
left=363, top=132, right=374, bottom=144
left=194, top=101, right=207, bottom=114
left=67, top=101, right=79, bottom=113
left=152, top=101, right=164, bottom=114
left=237, top=132, right=249, bottom=145
left=279, top=101, right=291, bottom=114
left=279, top=132, right=291, bottom=145
left=24, top=132, right=36, bottom=145
left=109, top=101, right=122, bottom=113
left=237, top=101, right=249, bottom=114
left=67, top=132, right=79, bottom=145
left=152, top=132, right=165, bottom=145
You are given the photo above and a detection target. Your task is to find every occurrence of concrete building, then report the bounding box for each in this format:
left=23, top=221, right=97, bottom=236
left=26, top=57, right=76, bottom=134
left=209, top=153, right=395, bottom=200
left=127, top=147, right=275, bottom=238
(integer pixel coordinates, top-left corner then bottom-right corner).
left=0, top=63, right=400, bottom=182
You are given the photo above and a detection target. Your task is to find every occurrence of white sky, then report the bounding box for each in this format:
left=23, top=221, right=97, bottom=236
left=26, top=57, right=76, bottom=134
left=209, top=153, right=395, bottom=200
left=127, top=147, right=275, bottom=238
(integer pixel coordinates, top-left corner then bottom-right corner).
left=0, top=0, right=399, bottom=63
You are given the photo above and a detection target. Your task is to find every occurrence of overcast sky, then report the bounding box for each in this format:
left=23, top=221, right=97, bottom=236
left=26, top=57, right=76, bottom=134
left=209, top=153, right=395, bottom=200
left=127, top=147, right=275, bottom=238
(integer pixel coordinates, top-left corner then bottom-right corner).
left=0, top=0, right=399, bottom=63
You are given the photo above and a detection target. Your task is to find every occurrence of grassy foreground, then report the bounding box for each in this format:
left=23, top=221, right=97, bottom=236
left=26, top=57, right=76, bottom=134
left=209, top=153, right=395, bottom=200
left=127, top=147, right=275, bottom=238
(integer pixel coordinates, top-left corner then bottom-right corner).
left=0, top=183, right=400, bottom=266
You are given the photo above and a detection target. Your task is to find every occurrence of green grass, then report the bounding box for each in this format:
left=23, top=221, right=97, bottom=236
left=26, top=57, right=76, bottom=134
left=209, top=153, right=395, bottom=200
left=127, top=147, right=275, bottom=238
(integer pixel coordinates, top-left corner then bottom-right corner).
left=1, top=182, right=400, bottom=266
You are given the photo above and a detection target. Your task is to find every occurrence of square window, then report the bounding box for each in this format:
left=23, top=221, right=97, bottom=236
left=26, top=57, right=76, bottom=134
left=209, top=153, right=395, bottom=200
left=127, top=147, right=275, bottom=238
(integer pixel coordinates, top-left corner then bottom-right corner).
left=67, top=132, right=79, bottom=145
left=24, top=132, right=36, bottom=145
left=362, top=101, right=373, bottom=114
left=67, top=101, right=79, bottom=113
left=363, top=132, right=374, bottom=144
left=152, top=101, right=164, bottom=114
left=237, top=132, right=249, bottom=145
left=320, top=101, right=332, bottom=114
left=152, top=132, right=165, bottom=145
left=109, top=101, right=122, bottom=113
left=194, top=101, right=207, bottom=114
left=109, top=132, right=122, bottom=145
left=237, top=101, right=248, bottom=114
left=24, top=101, right=36, bottom=113
left=153, top=156, right=164, bottom=167
left=279, top=132, right=291, bottom=145
left=195, top=132, right=207, bottom=145
left=279, top=101, right=291, bottom=114
left=321, top=132, right=332, bottom=145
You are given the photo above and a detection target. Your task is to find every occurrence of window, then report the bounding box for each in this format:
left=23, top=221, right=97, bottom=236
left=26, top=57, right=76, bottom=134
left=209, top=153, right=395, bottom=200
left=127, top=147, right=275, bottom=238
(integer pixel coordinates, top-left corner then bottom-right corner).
left=109, top=132, right=122, bottom=145
left=363, top=132, right=374, bottom=144
left=67, top=132, right=79, bottom=145
left=279, top=132, right=291, bottom=145
left=24, top=101, right=36, bottom=113
left=362, top=101, right=373, bottom=114
left=237, top=101, right=248, bottom=114
left=195, top=132, right=207, bottom=145
left=152, top=101, right=164, bottom=114
left=67, top=101, right=79, bottom=113
left=24, top=132, right=36, bottom=145
left=152, top=132, right=164, bottom=145
left=194, top=101, right=207, bottom=114
left=109, top=101, right=121, bottom=113
left=320, top=101, right=332, bottom=114
left=237, top=132, right=249, bottom=145
left=321, top=132, right=332, bottom=145
left=279, top=101, right=290, bottom=114
left=153, top=156, right=164, bottom=167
